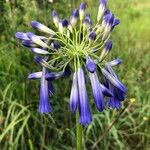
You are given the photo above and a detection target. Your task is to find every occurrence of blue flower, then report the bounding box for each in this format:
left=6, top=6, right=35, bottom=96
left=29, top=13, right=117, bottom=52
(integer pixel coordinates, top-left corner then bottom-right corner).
left=70, top=72, right=79, bottom=113
left=28, top=67, right=52, bottom=113
left=104, top=63, right=126, bottom=109
left=89, top=72, right=104, bottom=111
left=39, top=67, right=52, bottom=113
left=77, top=67, right=92, bottom=125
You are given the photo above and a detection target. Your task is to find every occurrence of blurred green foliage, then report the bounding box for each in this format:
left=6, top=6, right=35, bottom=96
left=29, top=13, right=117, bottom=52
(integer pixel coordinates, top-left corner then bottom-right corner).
left=0, top=0, right=150, bottom=149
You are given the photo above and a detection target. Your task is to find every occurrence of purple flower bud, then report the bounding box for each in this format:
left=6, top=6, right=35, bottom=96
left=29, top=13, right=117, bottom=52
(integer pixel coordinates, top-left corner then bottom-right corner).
left=22, top=40, right=37, bottom=48
left=28, top=72, right=42, bottom=79
left=79, top=2, right=86, bottom=21
left=111, top=18, right=120, bottom=31
left=105, top=40, right=112, bottom=51
left=52, top=10, right=58, bottom=17
left=109, top=58, right=122, bottom=67
left=31, top=21, right=55, bottom=35
left=86, top=57, right=96, bottom=73
left=51, top=41, right=60, bottom=50
left=89, top=32, right=97, bottom=41
left=79, top=2, right=86, bottom=10
left=61, top=19, right=69, bottom=27
left=84, top=13, right=93, bottom=26
left=100, top=0, right=107, bottom=6
left=52, top=11, right=59, bottom=28
left=72, top=9, right=79, bottom=18
left=97, top=0, right=107, bottom=22
left=31, top=48, right=49, bottom=55
left=15, top=32, right=29, bottom=40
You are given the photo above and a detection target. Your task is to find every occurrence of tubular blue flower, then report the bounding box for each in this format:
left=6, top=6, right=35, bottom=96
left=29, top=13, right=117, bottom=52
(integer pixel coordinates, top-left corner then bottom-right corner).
left=77, top=67, right=92, bottom=125
left=52, top=10, right=59, bottom=28
left=79, top=2, right=86, bottom=21
left=89, top=32, right=97, bottom=41
left=31, top=21, right=55, bottom=35
left=31, top=48, right=49, bottom=55
left=27, top=32, right=48, bottom=48
left=89, top=72, right=104, bottom=111
left=39, top=67, right=52, bottom=113
left=104, top=64, right=126, bottom=109
left=70, top=72, right=79, bottom=113
left=100, top=40, right=112, bottom=60
left=101, top=68, right=127, bottom=94
left=86, top=57, right=96, bottom=73
left=97, top=0, right=107, bottom=22
left=70, top=9, right=79, bottom=27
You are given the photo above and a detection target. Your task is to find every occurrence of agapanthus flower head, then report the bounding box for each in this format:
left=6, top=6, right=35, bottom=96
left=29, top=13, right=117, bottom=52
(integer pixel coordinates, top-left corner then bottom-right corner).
left=15, top=0, right=126, bottom=125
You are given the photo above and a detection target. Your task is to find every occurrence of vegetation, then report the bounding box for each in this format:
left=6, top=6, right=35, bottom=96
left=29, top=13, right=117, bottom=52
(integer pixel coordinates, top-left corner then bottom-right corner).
left=0, top=0, right=150, bottom=149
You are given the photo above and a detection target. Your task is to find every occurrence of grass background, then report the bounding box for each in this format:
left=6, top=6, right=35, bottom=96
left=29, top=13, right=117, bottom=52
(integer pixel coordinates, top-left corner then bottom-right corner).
left=0, top=0, right=150, bottom=149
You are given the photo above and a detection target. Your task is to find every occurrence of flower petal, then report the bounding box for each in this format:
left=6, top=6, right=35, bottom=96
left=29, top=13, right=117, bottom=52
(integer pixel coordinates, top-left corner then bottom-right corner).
left=39, top=67, right=52, bottom=113
left=101, top=68, right=127, bottom=93
left=89, top=72, right=104, bottom=111
left=28, top=72, right=42, bottom=79
left=70, top=72, right=79, bottom=113
left=77, top=67, right=92, bottom=125
left=31, top=21, right=55, bottom=35
left=31, top=48, right=49, bottom=55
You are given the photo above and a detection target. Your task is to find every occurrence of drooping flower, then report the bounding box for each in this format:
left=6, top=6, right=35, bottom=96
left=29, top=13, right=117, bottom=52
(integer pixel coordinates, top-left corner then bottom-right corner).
left=15, top=0, right=126, bottom=125
left=69, top=71, right=79, bottom=113
left=89, top=72, right=104, bottom=111
left=103, top=63, right=126, bottom=109
left=77, top=67, right=92, bottom=125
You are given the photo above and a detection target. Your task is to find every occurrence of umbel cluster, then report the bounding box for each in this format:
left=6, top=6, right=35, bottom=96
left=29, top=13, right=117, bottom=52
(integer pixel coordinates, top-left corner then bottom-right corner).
left=15, top=0, right=127, bottom=125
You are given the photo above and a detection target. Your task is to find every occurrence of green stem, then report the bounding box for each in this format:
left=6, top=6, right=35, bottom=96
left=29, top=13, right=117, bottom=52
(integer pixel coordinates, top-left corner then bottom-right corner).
left=76, top=112, right=83, bottom=150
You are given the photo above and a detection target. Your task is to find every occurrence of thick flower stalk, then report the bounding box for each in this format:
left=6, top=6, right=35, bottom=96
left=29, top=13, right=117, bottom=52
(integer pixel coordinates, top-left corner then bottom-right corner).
left=15, top=0, right=127, bottom=126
